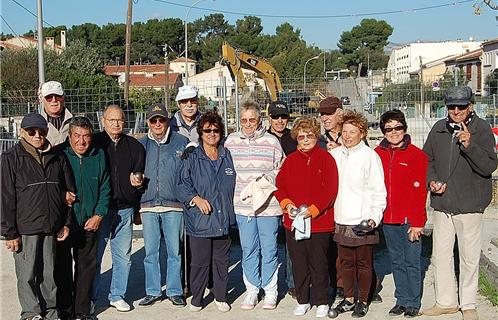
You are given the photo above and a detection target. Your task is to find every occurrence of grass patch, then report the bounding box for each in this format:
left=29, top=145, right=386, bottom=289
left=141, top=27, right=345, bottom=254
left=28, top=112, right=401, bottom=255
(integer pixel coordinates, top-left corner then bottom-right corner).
left=479, top=270, right=498, bottom=306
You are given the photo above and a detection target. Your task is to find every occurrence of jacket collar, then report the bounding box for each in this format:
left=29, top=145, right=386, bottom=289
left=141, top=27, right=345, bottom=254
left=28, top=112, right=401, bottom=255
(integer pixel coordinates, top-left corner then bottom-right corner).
left=173, top=111, right=201, bottom=130
left=198, top=143, right=227, bottom=160
left=379, top=134, right=411, bottom=150
left=147, top=127, right=171, bottom=144
left=63, top=141, right=98, bottom=158
left=240, top=125, right=265, bottom=140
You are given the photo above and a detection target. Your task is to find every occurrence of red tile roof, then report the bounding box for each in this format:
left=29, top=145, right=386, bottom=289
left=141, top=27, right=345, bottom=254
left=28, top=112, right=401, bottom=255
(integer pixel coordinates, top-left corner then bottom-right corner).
left=171, top=57, right=197, bottom=63
left=129, top=73, right=180, bottom=88
left=104, top=64, right=173, bottom=74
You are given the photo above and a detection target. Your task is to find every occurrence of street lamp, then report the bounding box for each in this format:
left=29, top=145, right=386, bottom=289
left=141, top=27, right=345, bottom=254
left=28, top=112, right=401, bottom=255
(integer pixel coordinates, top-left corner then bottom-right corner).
left=304, top=52, right=323, bottom=92
left=184, top=0, right=213, bottom=85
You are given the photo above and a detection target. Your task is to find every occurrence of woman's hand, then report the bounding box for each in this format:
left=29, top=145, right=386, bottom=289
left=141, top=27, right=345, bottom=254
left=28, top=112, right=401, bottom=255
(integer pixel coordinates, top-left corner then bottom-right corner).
left=407, top=227, right=424, bottom=242
left=192, top=196, right=212, bottom=215
left=286, top=203, right=298, bottom=219
left=367, top=219, right=376, bottom=228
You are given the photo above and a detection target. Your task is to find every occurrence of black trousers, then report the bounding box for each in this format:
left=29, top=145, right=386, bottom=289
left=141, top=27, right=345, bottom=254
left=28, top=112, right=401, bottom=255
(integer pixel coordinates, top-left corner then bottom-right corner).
left=189, top=235, right=231, bottom=307
left=286, top=229, right=330, bottom=305
left=55, top=228, right=98, bottom=318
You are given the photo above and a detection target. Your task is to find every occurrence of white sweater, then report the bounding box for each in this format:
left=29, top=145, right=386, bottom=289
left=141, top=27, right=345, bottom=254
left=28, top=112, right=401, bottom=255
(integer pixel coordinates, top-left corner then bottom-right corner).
left=330, top=143, right=386, bottom=226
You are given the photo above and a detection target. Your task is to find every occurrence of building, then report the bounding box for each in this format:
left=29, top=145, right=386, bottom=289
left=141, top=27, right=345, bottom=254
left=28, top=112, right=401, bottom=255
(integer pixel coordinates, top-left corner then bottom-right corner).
left=408, top=55, right=456, bottom=84
left=387, top=40, right=482, bottom=84
left=444, top=49, right=483, bottom=95
left=482, top=39, right=498, bottom=96
left=103, top=64, right=183, bottom=90
left=169, top=57, right=197, bottom=80
left=0, top=31, right=67, bottom=53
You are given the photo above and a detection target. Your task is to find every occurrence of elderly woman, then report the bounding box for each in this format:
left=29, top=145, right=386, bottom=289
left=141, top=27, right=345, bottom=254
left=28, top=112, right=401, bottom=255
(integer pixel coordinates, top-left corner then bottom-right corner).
left=224, top=101, right=284, bottom=310
left=176, top=111, right=236, bottom=313
left=329, top=111, right=386, bottom=318
left=374, top=110, right=428, bottom=318
left=275, top=117, right=339, bottom=317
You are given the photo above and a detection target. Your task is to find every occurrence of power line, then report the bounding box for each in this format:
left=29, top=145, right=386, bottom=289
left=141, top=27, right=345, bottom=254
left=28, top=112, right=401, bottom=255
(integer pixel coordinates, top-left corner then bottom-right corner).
left=151, top=0, right=474, bottom=19
left=9, top=0, right=55, bottom=28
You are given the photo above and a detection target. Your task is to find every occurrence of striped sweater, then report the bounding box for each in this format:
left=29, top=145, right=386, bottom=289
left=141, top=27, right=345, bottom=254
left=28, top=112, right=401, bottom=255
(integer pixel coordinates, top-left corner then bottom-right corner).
left=225, top=128, right=284, bottom=217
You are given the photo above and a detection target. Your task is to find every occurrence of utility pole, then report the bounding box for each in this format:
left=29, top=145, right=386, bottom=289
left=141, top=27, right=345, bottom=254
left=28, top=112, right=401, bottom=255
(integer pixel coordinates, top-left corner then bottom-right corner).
left=419, top=56, right=424, bottom=117
left=36, top=0, right=45, bottom=86
left=124, top=0, right=133, bottom=108
left=163, top=44, right=170, bottom=111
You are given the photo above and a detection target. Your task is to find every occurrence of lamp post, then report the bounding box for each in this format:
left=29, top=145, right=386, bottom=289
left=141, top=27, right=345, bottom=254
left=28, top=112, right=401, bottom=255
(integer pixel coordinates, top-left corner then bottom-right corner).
left=303, top=52, right=323, bottom=92
left=184, top=0, right=212, bottom=85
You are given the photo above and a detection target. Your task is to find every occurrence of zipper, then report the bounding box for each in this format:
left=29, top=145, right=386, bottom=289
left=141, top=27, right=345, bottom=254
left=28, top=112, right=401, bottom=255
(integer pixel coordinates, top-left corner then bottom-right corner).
left=79, top=157, right=84, bottom=224
left=156, top=143, right=160, bottom=200
left=388, top=149, right=394, bottom=223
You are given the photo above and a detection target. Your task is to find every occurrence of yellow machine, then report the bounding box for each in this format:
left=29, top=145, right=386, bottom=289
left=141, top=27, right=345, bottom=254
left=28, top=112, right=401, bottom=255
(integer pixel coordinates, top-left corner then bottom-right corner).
left=221, top=41, right=283, bottom=101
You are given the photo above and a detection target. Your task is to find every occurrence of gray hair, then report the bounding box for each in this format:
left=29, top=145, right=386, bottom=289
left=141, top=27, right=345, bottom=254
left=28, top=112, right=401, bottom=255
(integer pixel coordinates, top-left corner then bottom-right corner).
left=69, top=116, right=93, bottom=135
left=103, top=104, right=125, bottom=119
left=240, top=100, right=261, bottom=119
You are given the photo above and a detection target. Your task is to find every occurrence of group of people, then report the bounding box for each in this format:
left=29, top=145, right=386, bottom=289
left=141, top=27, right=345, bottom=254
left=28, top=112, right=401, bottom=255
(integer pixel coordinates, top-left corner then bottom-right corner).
left=1, top=82, right=496, bottom=320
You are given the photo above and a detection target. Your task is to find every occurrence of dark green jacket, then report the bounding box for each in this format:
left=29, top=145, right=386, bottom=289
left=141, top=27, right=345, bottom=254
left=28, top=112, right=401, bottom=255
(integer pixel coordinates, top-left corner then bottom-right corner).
left=63, top=142, right=111, bottom=226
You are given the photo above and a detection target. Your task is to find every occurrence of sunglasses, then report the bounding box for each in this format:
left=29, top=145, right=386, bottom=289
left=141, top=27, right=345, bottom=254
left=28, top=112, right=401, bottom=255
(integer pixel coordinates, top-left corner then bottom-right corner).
left=202, top=128, right=221, bottom=134
left=25, top=128, right=47, bottom=137
left=447, top=104, right=470, bottom=111
left=270, top=114, right=290, bottom=120
left=384, top=125, right=405, bottom=133
left=149, top=117, right=167, bottom=124
left=45, top=94, right=64, bottom=102
left=240, top=118, right=258, bottom=124
left=179, top=98, right=198, bottom=104
left=296, top=133, right=316, bottom=141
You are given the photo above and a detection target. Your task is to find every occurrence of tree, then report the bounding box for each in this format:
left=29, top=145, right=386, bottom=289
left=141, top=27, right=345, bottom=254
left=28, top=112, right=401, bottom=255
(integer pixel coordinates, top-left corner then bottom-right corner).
left=338, top=19, right=393, bottom=75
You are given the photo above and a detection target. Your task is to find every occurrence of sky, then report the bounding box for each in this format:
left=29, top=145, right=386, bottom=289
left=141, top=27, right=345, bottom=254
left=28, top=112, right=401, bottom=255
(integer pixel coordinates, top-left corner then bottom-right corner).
left=1, top=0, right=497, bottom=50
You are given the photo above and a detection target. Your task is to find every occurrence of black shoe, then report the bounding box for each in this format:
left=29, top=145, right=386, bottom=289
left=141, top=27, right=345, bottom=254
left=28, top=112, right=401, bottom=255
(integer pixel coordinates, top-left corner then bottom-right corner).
left=79, top=316, right=96, bottom=320
left=334, top=299, right=355, bottom=313
left=389, top=304, right=406, bottom=316
left=371, top=293, right=383, bottom=303
left=287, top=288, right=296, bottom=299
left=335, top=287, right=345, bottom=300
left=352, top=302, right=369, bottom=318
left=139, top=295, right=162, bottom=306
left=404, top=307, right=419, bottom=318
left=169, top=295, right=186, bottom=307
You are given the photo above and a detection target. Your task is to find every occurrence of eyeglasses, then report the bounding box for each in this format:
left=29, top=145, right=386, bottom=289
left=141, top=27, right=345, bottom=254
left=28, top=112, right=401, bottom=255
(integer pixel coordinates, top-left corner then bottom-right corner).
left=179, top=98, right=198, bottom=105
left=270, top=115, right=290, bottom=120
left=45, top=94, right=64, bottom=102
left=384, top=125, right=405, bottom=133
left=25, top=128, right=47, bottom=137
left=296, top=133, right=316, bottom=141
left=202, top=128, right=221, bottom=134
left=240, top=118, right=258, bottom=125
left=447, top=104, right=470, bottom=111
left=149, top=117, right=167, bottom=124
left=105, top=118, right=125, bottom=124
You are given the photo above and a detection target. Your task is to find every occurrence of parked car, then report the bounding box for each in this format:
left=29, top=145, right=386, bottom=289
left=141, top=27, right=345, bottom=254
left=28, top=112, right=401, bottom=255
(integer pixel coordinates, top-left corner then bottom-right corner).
left=341, top=96, right=351, bottom=105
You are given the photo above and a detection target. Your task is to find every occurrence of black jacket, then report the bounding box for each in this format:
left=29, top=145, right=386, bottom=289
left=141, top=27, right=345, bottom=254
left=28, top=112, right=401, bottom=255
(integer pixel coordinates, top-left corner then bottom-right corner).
left=423, top=115, right=498, bottom=214
left=267, top=128, right=297, bottom=156
left=94, top=131, right=145, bottom=210
left=1, top=141, right=75, bottom=240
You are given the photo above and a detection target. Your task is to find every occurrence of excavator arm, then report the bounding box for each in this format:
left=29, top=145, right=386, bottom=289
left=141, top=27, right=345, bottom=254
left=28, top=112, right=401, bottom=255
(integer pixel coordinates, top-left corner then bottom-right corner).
left=221, top=41, right=283, bottom=101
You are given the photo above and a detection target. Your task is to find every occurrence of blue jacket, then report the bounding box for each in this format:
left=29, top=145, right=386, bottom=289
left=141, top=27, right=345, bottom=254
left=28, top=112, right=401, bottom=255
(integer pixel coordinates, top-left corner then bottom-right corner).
left=139, top=131, right=188, bottom=209
left=176, top=145, right=236, bottom=237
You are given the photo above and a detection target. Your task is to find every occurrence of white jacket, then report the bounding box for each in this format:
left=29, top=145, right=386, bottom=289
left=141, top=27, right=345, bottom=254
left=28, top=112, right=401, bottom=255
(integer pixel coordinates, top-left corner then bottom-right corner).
left=330, top=142, right=386, bottom=226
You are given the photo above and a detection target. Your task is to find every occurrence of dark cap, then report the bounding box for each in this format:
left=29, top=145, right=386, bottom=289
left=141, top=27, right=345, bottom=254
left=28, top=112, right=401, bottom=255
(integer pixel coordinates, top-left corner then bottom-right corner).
left=146, top=103, right=168, bottom=120
left=444, top=86, right=474, bottom=106
left=268, top=101, right=289, bottom=117
left=318, top=96, right=343, bottom=114
left=21, top=113, right=48, bottom=130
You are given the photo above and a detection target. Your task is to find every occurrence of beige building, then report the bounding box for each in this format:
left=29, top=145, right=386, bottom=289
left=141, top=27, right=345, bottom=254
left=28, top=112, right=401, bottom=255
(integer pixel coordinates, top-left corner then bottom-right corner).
left=0, top=31, right=66, bottom=54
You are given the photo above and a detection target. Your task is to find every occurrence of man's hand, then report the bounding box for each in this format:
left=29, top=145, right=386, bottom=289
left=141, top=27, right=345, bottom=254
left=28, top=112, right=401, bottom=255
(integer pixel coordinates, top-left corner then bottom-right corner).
left=192, top=196, right=212, bottom=215
left=84, top=215, right=103, bottom=232
left=57, top=226, right=70, bottom=241
left=429, top=180, right=447, bottom=194
left=130, top=173, right=144, bottom=187
left=407, top=227, right=424, bottom=242
left=367, top=219, right=376, bottom=228
left=65, top=191, right=76, bottom=207
left=327, top=141, right=341, bottom=151
left=456, top=122, right=471, bottom=148
left=5, top=237, right=21, bottom=252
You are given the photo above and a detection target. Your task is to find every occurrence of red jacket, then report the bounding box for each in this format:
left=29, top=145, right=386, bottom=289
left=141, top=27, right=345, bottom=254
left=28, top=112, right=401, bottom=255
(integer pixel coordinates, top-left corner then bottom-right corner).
left=275, top=145, right=338, bottom=233
left=374, top=136, right=428, bottom=228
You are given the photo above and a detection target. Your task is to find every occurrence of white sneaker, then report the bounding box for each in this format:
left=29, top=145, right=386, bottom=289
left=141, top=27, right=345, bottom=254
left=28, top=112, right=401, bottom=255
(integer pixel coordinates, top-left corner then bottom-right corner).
left=31, top=316, right=43, bottom=320
left=293, top=303, right=311, bottom=316
left=189, top=304, right=202, bottom=312
left=214, top=300, right=231, bottom=312
left=240, top=292, right=258, bottom=310
left=315, top=304, right=329, bottom=318
left=262, top=293, right=277, bottom=310
left=110, top=299, right=131, bottom=312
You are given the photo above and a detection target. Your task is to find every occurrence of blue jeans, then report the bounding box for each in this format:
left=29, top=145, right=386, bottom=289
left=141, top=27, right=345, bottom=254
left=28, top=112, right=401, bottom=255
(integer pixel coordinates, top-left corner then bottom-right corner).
left=236, top=215, right=280, bottom=294
left=383, top=224, right=422, bottom=309
left=142, top=211, right=184, bottom=297
left=92, top=207, right=134, bottom=303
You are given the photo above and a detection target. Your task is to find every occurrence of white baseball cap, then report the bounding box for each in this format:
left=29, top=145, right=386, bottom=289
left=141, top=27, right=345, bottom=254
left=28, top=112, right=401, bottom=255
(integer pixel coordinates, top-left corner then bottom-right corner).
left=175, top=85, right=198, bottom=102
left=41, top=81, right=64, bottom=97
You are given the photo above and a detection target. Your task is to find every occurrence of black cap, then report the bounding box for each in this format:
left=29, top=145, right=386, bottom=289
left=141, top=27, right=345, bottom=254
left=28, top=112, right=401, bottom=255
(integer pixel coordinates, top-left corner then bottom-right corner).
left=21, top=113, right=48, bottom=130
left=444, top=86, right=474, bottom=106
left=146, top=103, right=168, bottom=120
left=268, top=101, right=289, bottom=117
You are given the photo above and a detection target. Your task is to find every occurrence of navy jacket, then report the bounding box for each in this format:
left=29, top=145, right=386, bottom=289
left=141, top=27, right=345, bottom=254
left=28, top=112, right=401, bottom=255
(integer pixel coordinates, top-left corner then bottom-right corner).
left=140, top=131, right=188, bottom=209
left=176, top=145, right=236, bottom=237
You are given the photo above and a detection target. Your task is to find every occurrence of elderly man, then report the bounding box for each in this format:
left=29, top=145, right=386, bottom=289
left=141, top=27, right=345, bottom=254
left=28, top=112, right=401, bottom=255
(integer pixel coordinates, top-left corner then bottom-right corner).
left=39, top=80, right=73, bottom=146
left=422, top=86, right=498, bottom=320
left=91, top=105, right=145, bottom=312
left=170, top=85, right=201, bottom=143
left=138, top=104, right=188, bottom=307
left=1, top=113, right=74, bottom=320
left=318, top=96, right=344, bottom=151
left=56, top=117, right=111, bottom=320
